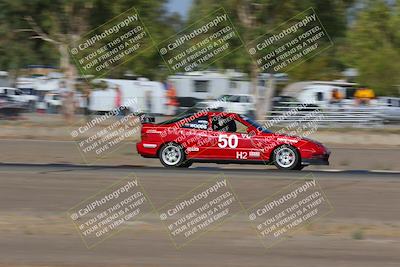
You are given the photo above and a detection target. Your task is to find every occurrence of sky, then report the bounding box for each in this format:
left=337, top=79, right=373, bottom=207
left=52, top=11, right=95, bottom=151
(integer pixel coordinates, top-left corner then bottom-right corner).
left=166, top=0, right=193, bottom=19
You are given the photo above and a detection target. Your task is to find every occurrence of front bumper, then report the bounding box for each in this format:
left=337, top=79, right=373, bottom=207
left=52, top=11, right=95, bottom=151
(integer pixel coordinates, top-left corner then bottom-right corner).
left=302, top=152, right=330, bottom=165
left=302, top=158, right=329, bottom=165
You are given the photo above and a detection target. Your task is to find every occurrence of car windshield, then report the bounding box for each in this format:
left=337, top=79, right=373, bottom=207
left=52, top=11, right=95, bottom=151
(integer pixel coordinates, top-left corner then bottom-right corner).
left=240, top=115, right=273, bottom=133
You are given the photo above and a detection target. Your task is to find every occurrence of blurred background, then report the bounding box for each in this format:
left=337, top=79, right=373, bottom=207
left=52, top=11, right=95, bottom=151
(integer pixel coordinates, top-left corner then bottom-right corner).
left=0, top=0, right=399, bottom=122
left=0, top=1, right=400, bottom=267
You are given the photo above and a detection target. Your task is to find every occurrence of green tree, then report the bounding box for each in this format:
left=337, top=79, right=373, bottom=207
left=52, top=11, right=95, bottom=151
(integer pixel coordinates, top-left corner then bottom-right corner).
left=0, top=0, right=179, bottom=120
left=0, top=0, right=178, bottom=80
left=187, top=0, right=351, bottom=118
left=342, top=0, right=400, bottom=95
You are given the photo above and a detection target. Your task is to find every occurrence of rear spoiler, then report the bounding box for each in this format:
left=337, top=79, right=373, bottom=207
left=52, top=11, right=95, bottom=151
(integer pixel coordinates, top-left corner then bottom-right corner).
left=137, top=113, right=155, bottom=124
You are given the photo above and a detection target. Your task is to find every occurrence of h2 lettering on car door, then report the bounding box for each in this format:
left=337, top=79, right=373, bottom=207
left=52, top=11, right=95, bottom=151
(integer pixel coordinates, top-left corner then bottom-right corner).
left=213, top=132, right=253, bottom=160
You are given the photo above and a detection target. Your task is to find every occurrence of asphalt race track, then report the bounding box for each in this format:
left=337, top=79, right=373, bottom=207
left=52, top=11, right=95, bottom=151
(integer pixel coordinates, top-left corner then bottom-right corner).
left=0, top=163, right=399, bottom=267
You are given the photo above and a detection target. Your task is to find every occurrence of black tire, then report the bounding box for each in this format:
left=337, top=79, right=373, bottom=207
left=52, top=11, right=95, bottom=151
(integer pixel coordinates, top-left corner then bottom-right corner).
left=294, top=164, right=306, bottom=170
left=159, top=143, right=185, bottom=167
left=179, top=160, right=193, bottom=168
left=272, top=145, right=301, bottom=170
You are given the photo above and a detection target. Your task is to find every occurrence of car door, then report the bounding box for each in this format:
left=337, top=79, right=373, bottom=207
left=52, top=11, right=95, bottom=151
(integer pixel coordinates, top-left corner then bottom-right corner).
left=178, top=115, right=216, bottom=159
left=6, top=89, right=18, bottom=102
left=208, top=114, right=259, bottom=161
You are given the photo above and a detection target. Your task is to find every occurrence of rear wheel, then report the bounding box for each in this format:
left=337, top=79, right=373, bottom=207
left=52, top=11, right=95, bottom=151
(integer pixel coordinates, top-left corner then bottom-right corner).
left=159, top=143, right=185, bottom=167
left=273, top=145, right=301, bottom=170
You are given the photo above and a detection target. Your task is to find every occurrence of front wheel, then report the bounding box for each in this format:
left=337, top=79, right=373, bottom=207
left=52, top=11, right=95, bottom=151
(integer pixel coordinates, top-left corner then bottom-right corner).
left=159, top=143, right=185, bottom=167
left=179, top=161, right=193, bottom=168
left=273, top=145, right=301, bottom=170
left=294, top=164, right=306, bottom=170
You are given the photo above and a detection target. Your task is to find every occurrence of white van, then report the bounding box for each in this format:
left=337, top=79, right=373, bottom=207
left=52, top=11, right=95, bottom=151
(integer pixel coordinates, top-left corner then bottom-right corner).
left=282, top=81, right=359, bottom=107
left=0, top=87, right=36, bottom=105
left=377, top=97, right=400, bottom=121
left=198, top=93, right=256, bottom=116
left=16, top=75, right=62, bottom=110
left=89, top=78, right=166, bottom=114
left=168, top=70, right=251, bottom=99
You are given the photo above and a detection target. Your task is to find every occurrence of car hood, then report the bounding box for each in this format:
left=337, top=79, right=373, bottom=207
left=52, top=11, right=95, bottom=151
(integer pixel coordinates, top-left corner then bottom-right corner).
left=256, top=132, right=325, bottom=146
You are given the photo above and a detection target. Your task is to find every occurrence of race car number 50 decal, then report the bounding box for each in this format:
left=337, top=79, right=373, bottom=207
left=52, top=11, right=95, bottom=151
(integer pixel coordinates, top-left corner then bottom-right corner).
left=218, top=134, right=238, bottom=148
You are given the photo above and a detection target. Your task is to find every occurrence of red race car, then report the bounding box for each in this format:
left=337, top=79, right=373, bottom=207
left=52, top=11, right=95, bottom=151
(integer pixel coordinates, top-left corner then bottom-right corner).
left=136, top=112, right=330, bottom=170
